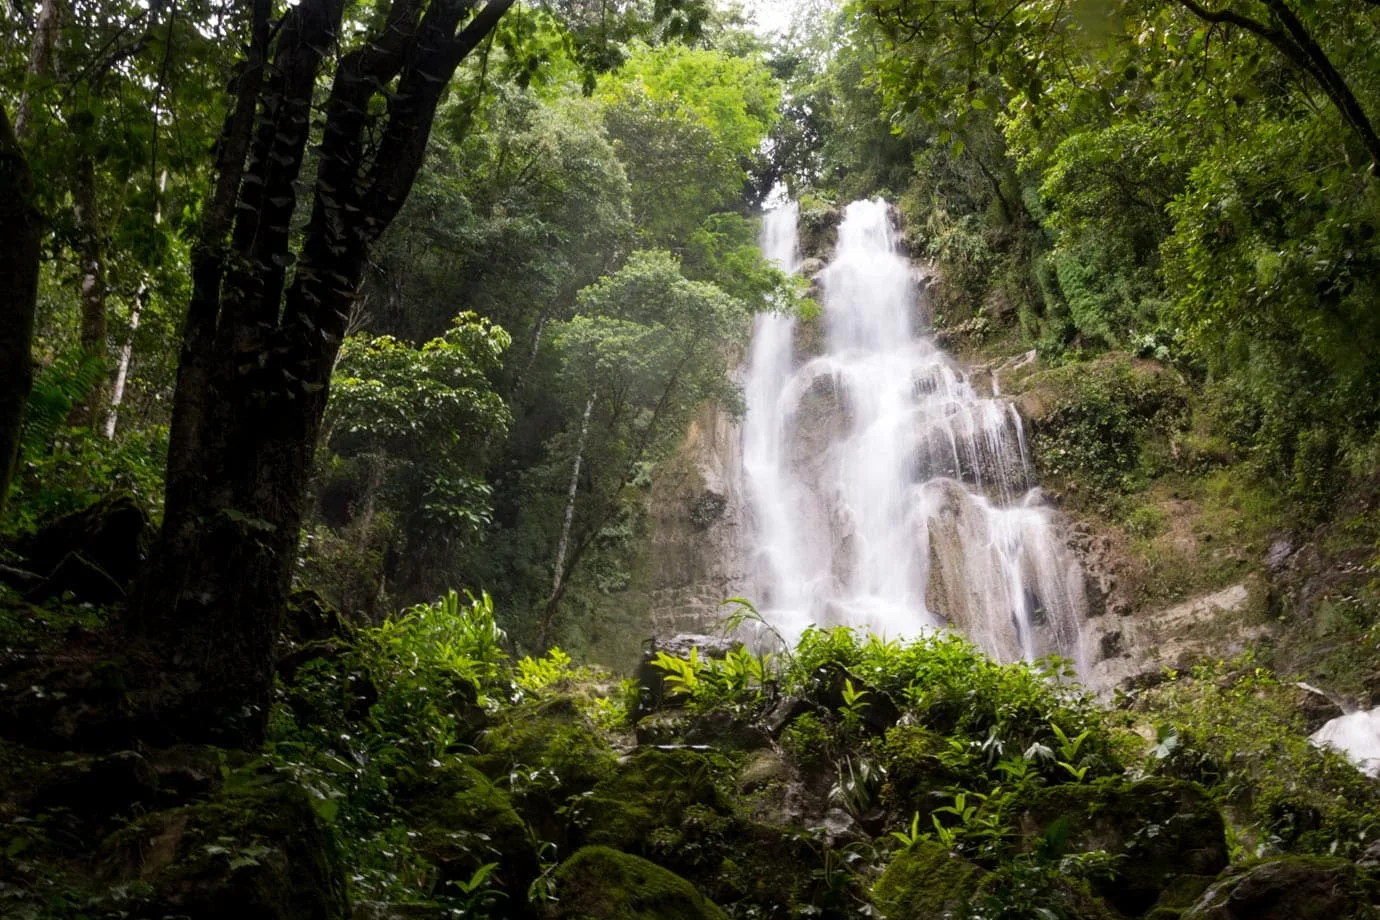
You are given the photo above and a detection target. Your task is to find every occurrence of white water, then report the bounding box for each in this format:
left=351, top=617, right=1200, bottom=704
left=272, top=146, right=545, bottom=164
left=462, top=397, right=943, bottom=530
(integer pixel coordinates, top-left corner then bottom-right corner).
left=742, top=200, right=1086, bottom=665
left=1312, top=708, right=1380, bottom=777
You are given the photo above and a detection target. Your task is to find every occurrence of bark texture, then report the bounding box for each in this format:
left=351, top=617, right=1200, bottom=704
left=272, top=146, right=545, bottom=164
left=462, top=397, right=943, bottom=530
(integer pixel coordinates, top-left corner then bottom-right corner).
left=0, top=107, right=42, bottom=513
left=130, top=0, right=517, bottom=745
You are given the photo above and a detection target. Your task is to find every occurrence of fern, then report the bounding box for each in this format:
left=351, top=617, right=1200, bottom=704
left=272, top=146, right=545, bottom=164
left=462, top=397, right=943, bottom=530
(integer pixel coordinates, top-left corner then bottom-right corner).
left=21, top=349, right=106, bottom=455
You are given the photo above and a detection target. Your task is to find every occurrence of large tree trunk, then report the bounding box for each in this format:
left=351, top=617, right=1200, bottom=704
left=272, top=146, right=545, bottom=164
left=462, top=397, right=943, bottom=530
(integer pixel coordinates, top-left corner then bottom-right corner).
left=129, top=0, right=517, bottom=747
left=0, top=107, right=41, bottom=514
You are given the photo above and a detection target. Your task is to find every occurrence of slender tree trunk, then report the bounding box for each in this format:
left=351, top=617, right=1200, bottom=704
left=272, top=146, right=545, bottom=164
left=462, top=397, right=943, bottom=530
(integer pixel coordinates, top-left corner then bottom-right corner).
left=14, top=0, right=61, bottom=141
left=0, top=106, right=42, bottom=514
left=104, top=280, right=143, bottom=439
left=106, top=171, right=163, bottom=439
left=540, top=394, right=596, bottom=646
left=70, top=155, right=108, bottom=427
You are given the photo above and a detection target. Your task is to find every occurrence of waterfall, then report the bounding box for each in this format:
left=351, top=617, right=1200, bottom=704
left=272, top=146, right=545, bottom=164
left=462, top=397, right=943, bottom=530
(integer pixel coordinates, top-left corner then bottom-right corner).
left=741, top=199, right=1086, bottom=667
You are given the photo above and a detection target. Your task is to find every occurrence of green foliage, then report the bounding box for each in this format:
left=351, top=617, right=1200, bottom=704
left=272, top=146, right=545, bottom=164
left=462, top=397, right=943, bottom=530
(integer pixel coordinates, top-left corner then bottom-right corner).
left=4, top=424, right=167, bottom=536
left=1140, top=660, right=1380, bottom=859
left=1029, top=358, right=1190, bottom=498
left=306, top=315, right=512, bottom=614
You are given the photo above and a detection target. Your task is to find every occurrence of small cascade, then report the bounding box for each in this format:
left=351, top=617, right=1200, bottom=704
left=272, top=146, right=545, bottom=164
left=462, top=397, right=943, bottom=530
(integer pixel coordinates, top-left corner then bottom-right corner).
left=741, top=199, right=1086, bottom=666
left=1312, top=708, right=1380, bottom=777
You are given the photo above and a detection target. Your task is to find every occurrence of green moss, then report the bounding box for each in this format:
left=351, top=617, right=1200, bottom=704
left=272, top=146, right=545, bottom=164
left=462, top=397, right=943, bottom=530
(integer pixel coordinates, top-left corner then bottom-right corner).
left=971, top=860, right=1121, bottom=920
left=1017, top=777, right=1228, bottom=915
left=871, top=841, right=984, bottom=920
left=100, top=780, right=348, bottom=920
left=551, top=846, right=727, bottom=919
left=578, top=748, right=735, bottom=860
left=406, top=759, right=537, bottom=896
left=878, top=724, right=960, bottom=818
left=1146, top=874, right=1217, bottom=919
left=475, top=697, right=617, bottom=795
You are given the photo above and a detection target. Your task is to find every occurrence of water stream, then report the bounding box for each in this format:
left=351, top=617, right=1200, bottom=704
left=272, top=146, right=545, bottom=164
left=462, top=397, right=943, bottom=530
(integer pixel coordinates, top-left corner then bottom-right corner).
left=742, top=199, right=1086, bottom=666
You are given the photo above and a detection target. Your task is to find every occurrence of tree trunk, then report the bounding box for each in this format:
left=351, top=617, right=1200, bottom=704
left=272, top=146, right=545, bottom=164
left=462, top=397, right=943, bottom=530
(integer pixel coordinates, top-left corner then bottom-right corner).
left=103, top=280, right=142, bottom=439
left=129, top=0, right=518, bottom=747
left=14, top=0, right=61, bottom=141
left=0, top=106, right=42, bottom=514
left=538, top=394, right=595, bottom=648
left=70, top=154, right=108, bottom=427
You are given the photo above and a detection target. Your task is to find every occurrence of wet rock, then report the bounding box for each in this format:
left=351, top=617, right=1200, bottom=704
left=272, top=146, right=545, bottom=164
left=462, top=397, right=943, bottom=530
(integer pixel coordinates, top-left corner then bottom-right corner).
left=1290, top=682, right=1346, bottom=733
left=736, top=749, right=789, bottom=795
left=1266, top=536, right=1298, bottom=573
left=284, top=589, right=346, bottom=643
left=763, top=694, right=811, bottom=737
left=1183, top=856, right=1380, bottom=920
left=805, top=663, right=900, bottom=734
left=635, top=707, right=769, bottom=751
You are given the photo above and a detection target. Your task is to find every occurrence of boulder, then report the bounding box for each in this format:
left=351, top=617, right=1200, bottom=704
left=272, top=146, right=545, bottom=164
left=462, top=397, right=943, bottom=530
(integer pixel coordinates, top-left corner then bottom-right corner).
left=20, top=493, right=147, bottom=598
left=871, top=841, right=985, bottom=920
left=1016, top=777, right=1229, bottom=915
left=405, top=760, right=538, bottom=903
left=1183, top=857, right=1380, bottom=920
left=101, top=780, right=348, bottom=920
left=548, top=846, right=727, bottom=919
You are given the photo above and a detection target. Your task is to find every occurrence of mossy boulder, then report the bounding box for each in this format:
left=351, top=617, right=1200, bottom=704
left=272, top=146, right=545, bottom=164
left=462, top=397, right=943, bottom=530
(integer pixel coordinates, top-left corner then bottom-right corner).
left=577, top=748, right=735, bottom=857
left=871, top=841, right=985, bottom=920
left=548, top=846, right=727, bottom=919
left=1016, top=777, right=1228, bottom=915
left=101, top=780, right=348, bottom=920
left=878, top=724, right=962, bottom=819
left=1182, top=857, right=1380, bottom=919
left=972, top=863, right=1121, bottom=920
left=404, top=759, right=537, bottom=899
left=472, top=696, right=617, bottom=844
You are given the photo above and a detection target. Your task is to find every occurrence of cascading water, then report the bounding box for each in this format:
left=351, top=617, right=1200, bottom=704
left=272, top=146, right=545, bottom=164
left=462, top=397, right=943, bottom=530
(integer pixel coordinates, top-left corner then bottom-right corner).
left=742, top=199, right=1086, bottom=666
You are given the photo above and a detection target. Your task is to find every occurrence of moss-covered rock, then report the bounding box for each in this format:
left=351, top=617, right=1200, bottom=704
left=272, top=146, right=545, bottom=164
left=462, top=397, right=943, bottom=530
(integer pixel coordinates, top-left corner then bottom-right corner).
left=878, top=723, right=962, bottom=820
left=871, top=841, right=985, bottom=920
left=971, top=862, right=1121, bottom=920
left=577, top=748, right=735, bottom=855
left=101, top=780, right=348, bottom=920
left=404, top=759, right=537, bottom=899
left=1182, top=857, right=1380, bottom=919
left=1146, top=874, right=1218, bottom=919
left=1016, top=777, right=1228, bottom=915
left=548, top=846, right=727, bottom=919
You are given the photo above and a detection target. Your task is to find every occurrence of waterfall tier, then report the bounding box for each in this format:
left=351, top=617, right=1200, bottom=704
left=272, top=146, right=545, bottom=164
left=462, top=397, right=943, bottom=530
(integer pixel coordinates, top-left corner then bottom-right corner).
left=741, top=199, right=1086, bottom=666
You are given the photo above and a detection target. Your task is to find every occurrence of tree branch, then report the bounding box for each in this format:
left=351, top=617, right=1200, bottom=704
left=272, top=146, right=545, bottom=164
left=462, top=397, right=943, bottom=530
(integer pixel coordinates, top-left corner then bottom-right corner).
left=1172, top=0, right=1380, bottom=170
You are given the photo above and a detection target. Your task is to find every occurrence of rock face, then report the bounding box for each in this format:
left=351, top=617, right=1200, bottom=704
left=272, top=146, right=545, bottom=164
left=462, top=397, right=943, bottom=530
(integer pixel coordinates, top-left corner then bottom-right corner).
left=643, top=404, right=748, bottom=637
